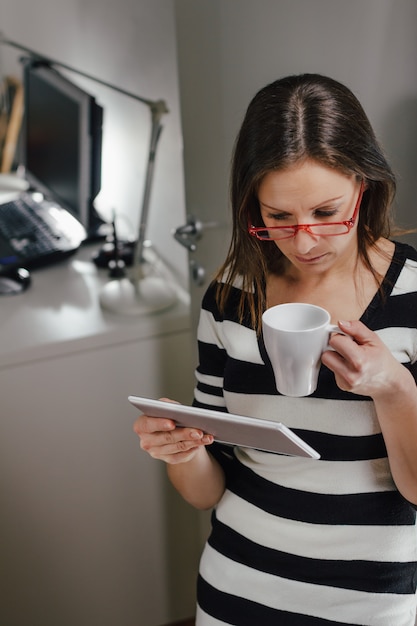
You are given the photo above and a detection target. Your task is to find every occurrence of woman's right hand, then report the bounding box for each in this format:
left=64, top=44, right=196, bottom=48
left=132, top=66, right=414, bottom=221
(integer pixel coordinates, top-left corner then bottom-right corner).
left=133, top=399, right=214, bottom=465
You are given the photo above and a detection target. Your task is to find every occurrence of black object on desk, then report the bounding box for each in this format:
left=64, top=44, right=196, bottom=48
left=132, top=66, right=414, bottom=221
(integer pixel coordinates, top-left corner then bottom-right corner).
left=0, top=266, right=31, bottom=295
left=92, top=238, right=135, bottom=269
left=92, top=214, right=129, bottom=279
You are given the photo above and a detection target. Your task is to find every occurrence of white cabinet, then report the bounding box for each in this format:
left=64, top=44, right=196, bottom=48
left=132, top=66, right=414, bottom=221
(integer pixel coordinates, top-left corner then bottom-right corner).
left=0, top=247, right=200, bottom=626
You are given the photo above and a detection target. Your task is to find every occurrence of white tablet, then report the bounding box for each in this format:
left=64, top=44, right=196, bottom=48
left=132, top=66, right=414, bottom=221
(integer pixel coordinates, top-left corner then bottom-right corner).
left=128, top=396, right=320, bottom=459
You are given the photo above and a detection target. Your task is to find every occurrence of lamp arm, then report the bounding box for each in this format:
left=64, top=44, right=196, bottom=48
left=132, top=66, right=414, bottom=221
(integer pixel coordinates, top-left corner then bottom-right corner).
left=132, top=108, right=164, bottom=281
left=0, top=35, right=168, bottom=111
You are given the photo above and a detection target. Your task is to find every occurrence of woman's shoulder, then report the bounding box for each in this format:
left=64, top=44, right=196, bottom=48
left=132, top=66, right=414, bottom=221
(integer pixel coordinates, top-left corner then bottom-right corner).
left=373, top=239, right=417, bottom=284
left=391, top=239, right=417, bottom=262
left=203, top=271, right=252, bottom=298
left=391, top=240, right=417, bottom=280
left=216, top=267, right=254, bottom=291
left=388, top=240, right=417, bottom=295
left=200, top=272, right=254, bottom=323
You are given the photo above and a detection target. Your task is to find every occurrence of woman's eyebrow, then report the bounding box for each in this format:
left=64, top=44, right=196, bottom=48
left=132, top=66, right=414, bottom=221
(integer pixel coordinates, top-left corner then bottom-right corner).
left=259, top=195, right=345, bottom=212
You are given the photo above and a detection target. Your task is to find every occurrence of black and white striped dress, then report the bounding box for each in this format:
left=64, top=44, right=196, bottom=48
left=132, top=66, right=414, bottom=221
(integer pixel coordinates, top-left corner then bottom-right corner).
left=193, top=241, right=417, bottom=626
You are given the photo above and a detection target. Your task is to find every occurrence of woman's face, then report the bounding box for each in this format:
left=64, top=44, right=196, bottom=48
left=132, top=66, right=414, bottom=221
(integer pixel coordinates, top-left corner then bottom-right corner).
left=257, top=160, right=362, bottom=277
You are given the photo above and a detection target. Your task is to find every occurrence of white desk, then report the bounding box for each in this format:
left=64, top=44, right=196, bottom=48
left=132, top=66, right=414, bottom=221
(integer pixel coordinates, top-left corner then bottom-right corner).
left=0, top=245, right=201, bottom=626
left=0, top=243, right=191, bottom=369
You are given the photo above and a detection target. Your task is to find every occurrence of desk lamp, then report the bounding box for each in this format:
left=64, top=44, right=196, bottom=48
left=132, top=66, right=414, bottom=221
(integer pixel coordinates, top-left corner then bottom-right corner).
left=0, top=35, right=177, bottom=315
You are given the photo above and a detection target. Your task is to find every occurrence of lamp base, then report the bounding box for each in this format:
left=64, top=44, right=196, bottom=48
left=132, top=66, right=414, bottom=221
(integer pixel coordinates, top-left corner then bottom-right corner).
left=99, top=276, right=177, bottom=315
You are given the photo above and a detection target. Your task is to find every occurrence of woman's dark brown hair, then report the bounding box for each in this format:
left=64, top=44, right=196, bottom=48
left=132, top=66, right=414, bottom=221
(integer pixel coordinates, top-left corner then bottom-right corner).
left=214, top=73, right=397, bottom=331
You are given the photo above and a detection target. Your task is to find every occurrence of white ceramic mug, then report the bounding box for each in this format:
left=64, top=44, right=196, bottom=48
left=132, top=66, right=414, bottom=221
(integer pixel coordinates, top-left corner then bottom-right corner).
left=262, top=303, right=345, bottom=397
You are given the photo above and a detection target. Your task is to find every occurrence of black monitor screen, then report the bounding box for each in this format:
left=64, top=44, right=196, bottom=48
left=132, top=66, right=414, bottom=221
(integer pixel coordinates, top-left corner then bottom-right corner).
left=26, top=73, right=80, bottom=213
left=22, top=62, right=103, bottom=234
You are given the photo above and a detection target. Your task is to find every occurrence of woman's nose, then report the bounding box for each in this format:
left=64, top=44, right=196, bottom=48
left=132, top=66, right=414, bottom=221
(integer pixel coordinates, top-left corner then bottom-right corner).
left=291, top=229, right=319, bottom=255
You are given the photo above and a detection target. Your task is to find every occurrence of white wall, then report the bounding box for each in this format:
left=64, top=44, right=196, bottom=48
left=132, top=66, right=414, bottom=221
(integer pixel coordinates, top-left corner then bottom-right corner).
left=0, top=0, right=189, bottom=288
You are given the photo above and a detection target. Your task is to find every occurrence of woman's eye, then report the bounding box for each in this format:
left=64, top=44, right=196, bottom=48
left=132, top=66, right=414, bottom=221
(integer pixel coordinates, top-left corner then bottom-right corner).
left=267, top=213, right=291, bottom=221
left=314, top=209, right=338, bottom=219
left=263, top=207, right=340, bottom=221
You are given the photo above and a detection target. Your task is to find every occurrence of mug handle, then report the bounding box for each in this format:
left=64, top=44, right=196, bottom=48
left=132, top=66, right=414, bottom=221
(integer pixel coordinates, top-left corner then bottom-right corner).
left=325, top=324, right=347, bottom=350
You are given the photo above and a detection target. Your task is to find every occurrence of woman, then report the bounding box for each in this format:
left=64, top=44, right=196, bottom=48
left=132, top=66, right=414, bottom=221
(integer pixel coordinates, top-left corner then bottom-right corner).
left=134, top=74, right=417, bottom=625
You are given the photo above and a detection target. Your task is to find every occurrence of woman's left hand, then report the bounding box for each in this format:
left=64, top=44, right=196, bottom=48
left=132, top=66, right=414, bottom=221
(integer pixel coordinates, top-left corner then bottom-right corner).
left=321, top=319, right=406, bottom=400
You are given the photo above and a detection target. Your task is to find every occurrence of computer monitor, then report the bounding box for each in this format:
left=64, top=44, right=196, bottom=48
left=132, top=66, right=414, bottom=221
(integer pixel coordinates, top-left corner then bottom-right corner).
left=21, top=60, right=104, bottom=238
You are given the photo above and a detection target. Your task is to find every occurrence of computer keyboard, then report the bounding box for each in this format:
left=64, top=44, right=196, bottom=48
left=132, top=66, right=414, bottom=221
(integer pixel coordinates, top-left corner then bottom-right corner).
left=0, top=193, right=86, bottom=269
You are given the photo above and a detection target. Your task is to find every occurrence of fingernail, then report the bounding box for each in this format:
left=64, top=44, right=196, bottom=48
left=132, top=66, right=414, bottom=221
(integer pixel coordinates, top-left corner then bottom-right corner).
left=339, top=320, right=351, bottom=328
left=190, top=431, right=202, bottom=440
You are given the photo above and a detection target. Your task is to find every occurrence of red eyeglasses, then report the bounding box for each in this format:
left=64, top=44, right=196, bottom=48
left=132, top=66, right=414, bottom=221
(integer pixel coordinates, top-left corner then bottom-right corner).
left=248, top=181, right=364, bottom=241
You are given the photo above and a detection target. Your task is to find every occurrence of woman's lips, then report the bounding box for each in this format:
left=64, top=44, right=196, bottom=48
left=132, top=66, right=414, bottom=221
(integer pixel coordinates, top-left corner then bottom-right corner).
left=294, top=253, right=327, bottom=264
